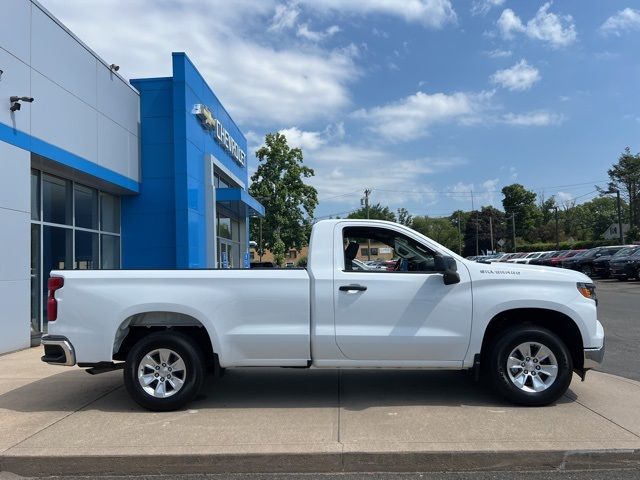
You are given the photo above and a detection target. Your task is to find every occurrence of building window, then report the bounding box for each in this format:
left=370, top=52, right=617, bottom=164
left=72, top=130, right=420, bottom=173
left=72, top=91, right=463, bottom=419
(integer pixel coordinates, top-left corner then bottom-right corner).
left=286, top=250, right=297, bottom=259
left=75, top=184, right=99, bottom=230
left=100, top=192, right=121, bottom=233
left=42, top=174, right=72, bottom=225
left=30, top=169, right=122, bottom=331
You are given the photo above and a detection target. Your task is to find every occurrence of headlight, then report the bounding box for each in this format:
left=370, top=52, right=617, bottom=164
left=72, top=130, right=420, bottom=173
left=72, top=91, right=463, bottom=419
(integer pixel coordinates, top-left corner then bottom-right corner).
left=577, top=282, right=597, bottom=303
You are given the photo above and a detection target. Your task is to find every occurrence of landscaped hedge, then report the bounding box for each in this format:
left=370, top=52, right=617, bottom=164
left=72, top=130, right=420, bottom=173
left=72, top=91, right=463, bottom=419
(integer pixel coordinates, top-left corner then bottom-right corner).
left=515, top=239, right=620, bottom=253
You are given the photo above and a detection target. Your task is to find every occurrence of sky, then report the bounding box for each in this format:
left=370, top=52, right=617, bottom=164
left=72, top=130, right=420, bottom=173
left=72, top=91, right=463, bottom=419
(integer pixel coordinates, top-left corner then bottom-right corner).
left=41, top=0, right=640, bottom=219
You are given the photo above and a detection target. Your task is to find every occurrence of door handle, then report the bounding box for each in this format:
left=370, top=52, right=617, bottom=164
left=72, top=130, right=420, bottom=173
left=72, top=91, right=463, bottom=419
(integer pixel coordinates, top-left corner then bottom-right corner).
left=339, top=284, right=367, bottom=292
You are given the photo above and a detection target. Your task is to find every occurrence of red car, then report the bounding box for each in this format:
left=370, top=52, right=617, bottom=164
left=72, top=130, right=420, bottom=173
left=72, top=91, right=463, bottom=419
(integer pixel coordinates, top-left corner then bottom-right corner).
left=548, top=249, right=586, bottom=267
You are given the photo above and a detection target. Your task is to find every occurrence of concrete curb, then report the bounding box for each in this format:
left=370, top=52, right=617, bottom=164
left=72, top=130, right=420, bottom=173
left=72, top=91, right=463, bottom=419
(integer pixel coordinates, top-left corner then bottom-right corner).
left=2, top=449, right=640, bottom=476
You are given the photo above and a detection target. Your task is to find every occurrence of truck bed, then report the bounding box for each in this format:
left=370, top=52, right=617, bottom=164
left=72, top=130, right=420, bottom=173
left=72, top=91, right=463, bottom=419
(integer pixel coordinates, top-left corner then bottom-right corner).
left=49, top=269, right=311, bottom=367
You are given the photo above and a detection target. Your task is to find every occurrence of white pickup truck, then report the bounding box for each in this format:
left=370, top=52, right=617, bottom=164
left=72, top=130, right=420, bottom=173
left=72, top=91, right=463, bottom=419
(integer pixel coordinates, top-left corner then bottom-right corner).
left=42, top=219, right=604, bottom=411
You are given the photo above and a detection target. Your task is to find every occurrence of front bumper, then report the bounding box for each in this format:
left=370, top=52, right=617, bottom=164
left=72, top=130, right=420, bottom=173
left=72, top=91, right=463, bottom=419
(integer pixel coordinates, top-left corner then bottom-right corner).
left=41, top=335, right=76, bottom=366
left=584, top=343, right=605, bottom=370
left=610, top=265, right=632, bottom=278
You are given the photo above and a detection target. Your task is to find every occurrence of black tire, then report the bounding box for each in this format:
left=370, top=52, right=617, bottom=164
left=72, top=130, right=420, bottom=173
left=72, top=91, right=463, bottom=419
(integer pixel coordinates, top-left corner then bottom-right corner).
left=487, top=326, right=573, bottom=406
left=124, top=330, right=205, bottom=411
left=582, top=265, right=593, bottom=277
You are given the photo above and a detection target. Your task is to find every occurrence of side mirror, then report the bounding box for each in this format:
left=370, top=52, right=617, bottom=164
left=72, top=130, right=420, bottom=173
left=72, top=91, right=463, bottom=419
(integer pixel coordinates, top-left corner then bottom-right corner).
left=435, top=254, right=460, bottom=285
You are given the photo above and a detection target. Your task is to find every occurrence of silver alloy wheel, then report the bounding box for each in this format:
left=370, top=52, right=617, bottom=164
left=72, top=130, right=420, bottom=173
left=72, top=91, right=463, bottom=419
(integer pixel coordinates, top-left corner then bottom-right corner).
left=137, top=348, right=187, bottom=398
left=506, top=342, right=558, bottom=393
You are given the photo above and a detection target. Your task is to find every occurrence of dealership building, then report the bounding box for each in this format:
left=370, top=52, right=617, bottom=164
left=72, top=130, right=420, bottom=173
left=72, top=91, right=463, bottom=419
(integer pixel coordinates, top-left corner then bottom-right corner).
left=0, top=0, right=264, bottom=354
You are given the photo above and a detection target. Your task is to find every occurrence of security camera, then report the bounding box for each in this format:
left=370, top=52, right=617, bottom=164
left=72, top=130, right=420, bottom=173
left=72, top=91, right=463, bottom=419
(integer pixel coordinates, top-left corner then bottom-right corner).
left=10, top=96, right=34, bottom=103
left=9, top=96, right=34, bottom=112
left=109, top=64, right=120, bottom=72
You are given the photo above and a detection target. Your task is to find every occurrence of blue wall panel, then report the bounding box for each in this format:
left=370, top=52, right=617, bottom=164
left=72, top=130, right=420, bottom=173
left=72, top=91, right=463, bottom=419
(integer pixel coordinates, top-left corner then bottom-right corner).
left=123, top=53, right=257, bottom=270
left=122, top=77, right=175, bottom=268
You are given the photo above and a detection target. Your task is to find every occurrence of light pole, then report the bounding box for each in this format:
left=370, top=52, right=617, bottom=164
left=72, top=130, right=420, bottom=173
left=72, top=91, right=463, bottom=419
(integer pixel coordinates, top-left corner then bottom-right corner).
left=606, top=189, right=624, bottom=245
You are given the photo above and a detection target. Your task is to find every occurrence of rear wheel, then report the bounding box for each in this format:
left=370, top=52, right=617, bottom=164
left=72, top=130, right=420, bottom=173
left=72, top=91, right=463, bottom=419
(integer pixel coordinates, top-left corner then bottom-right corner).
left=124, top=331, right=205, bottom=411
left=487, top=326, right=573, bottom=406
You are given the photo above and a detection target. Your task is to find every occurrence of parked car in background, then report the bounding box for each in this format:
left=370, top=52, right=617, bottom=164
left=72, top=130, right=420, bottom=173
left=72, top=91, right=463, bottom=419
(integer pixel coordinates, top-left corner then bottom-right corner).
left=609, top=247, right=640, bottom=281
left=512, top=252, right=545, bottom=264
left=593, top=245, right=640, bottom=278
left=528, top=251, right=557, bottom=266
left=562, top=246, right=625, bottom=276
left=505, top=253, right=528, bottom=263
left=548, top=250, right=586, bottom=268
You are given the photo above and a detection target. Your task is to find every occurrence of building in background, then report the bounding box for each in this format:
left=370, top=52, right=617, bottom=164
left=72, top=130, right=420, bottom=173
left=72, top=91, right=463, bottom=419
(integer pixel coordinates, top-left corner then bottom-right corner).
left=0, top=0, right=262, bottom=354
left=123, top=53, right=263, bottom=270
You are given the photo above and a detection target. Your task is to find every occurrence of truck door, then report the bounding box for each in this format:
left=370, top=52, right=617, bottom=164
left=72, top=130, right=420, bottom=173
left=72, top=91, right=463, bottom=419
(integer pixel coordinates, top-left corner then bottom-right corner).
left=333, top=223, right=473, bottom=363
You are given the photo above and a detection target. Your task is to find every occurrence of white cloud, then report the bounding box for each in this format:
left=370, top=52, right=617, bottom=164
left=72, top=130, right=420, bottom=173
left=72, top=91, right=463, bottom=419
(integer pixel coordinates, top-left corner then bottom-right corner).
left=556, top=191, right=574, bottom=206
left=502, top=111, right=564, bottom=126
left=471, top=0, right=505, bottom=17
left=278, top=127, right=326, bottom=150
left=498, top=3, right=577, bottom=48
left=491, top=59, right=541, bottom=91
left=600, top=8, right=640, bottom=36
left=447, top=179, right=500, bottom=206
left=485, top=48, right=512, bottom=58
left=40, top=0, right=359, bottom=126
left=269, top=3, right=300, bottom=32
left=307, top=144, right=465, bottom=210
left=297, top=23, right=341, bottom=42
left=352, top=90, right=492, bottom=142
left=497, top=9, right=525, bottom=39
left=299, top=0, right=457, bottom=29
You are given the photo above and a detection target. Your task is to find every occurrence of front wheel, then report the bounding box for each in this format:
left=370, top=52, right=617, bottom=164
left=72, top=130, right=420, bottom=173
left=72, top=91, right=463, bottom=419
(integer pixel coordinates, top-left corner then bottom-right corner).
left=487, top=326, right=573, bottom=406
left=124, top=331, right=205, bottom=411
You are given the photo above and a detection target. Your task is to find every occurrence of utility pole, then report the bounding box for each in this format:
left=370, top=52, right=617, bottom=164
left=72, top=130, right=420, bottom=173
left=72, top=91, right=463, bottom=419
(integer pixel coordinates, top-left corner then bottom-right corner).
left=489, top=216, right=494, bottom=253
left=471, top=190, right=478, bottom=256
left=363, top=189, right=372, bottom=260
left=457, top=212, right=462, bottom=255
left=616, top=190, right=624, bottom=245
left=511, top=213, right=517, bottom=253
left=553, top=206, right=559, bottom=249
left=606, top=189, right=625, bottom=245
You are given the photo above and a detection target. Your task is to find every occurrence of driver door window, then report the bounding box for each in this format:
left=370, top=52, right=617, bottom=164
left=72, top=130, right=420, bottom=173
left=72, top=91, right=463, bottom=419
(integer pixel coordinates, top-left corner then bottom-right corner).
left=343, top=226, right=438, bottom=273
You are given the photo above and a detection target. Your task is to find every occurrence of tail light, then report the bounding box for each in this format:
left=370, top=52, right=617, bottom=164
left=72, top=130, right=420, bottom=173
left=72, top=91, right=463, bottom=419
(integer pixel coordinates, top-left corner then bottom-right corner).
left=47, top=277, right=64, bottom=321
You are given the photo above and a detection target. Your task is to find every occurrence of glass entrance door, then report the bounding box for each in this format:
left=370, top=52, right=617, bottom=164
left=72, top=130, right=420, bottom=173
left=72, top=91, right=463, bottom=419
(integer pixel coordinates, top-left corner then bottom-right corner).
left=217, top=239, right=238, bottom=268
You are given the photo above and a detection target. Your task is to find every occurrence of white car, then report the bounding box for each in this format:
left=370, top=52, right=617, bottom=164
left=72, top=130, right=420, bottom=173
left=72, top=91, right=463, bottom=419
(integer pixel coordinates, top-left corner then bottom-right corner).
left=513, top=252, right=545, bottom=264
left=42, top=219, right=604, bottom=411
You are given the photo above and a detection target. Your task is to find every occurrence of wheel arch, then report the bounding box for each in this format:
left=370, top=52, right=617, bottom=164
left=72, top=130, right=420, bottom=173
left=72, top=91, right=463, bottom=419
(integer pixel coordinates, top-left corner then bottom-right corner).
left=112, top=309, right=220, bottom=372
left=479, top=308, right=584, bottom=374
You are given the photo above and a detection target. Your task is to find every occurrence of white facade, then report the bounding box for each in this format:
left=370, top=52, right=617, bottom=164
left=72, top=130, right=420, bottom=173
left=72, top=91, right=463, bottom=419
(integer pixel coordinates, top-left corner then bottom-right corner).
left=0, top=0, right=140, bottom=353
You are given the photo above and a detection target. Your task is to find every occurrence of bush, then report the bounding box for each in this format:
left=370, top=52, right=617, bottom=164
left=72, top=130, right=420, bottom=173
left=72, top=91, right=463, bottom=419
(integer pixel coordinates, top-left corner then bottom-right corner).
left=296, top=256, right=308, bottom=268
left=515, top=239, right=619, bottom=253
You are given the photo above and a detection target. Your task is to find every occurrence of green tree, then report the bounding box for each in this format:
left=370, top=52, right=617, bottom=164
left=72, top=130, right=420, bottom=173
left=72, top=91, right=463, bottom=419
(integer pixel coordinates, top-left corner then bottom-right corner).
left=396, top=207, right=413, bottom=226
left=249, top=132, right=318, bottom=266
left=412, top=216, right=460, bottom=252
left=601, top=147, right=640, bottom=229
left=501, top=183, right=540, bottom=245
left=463, top=207, right=506, bottom=256
left=347, top=203, right=396, bottom=221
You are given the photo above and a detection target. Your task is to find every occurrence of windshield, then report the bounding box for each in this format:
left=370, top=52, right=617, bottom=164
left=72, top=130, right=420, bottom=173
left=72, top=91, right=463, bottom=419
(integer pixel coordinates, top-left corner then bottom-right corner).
left=613, top=246, right=639, bottom=257
left=580, top=248, right=600, bottom=259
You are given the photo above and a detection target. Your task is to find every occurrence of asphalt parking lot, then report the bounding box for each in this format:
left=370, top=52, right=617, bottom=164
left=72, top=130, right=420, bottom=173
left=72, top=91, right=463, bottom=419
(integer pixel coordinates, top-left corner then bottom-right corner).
left=593, top=279, right=640, bottom=381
